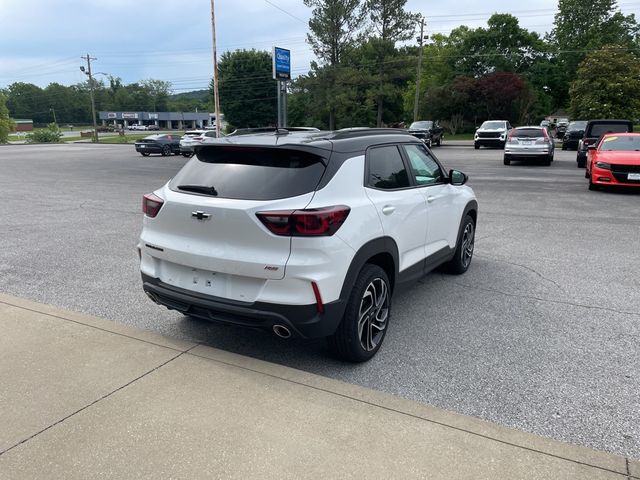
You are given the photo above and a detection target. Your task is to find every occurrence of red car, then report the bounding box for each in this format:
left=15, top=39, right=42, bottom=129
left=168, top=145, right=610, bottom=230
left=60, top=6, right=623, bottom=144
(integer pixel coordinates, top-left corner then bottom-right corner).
left=586, top=133, right=640, bottom=190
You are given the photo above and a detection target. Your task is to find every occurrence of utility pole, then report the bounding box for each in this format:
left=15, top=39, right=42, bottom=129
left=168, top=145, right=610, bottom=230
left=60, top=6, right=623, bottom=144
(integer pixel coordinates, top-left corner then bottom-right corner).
left=50, top=107, right=57, bottom=126
left=413, top=17, right=427, bottom=123
left=80, top=54, right=98, bottom=143
left=210, top=0, right=222, bottom=138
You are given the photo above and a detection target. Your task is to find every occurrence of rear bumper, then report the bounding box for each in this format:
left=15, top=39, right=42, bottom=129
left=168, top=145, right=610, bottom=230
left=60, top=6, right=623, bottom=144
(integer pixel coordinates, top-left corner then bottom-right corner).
left=141, top=273, right=346, bottom=338
left=504, top=149, right=551, bottom=159
left=136, top=145, right=162, bottom=153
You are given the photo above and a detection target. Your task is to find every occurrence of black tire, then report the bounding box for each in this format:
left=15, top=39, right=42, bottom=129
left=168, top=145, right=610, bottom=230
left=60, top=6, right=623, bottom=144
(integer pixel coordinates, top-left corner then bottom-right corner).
left=584, top=169, right=590, bottom=179
left=140, top=152, right=150, bottom=157
left=562, top=144, right=567, bottom=151
left=161, top=145, right=171, bottom=156
left=442, top=215, right=475, bottom=275
left=436, top=135, right=442, bottom=146
left=474, top=143, right=480, bottom=150
left=503, top=156, right=510, bottom=165
left=328, top=264, right=391, bottom=363
left=577, top=154, right=586, bottom=168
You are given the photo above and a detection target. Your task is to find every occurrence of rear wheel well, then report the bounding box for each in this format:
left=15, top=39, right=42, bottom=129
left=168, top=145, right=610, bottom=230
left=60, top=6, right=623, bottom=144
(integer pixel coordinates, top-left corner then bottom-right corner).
left=365, top=253, right=396, bottom=293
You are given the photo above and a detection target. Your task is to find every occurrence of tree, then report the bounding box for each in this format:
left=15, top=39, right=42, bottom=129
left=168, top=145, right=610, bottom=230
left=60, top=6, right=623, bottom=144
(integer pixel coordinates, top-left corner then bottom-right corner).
left=552, top=0, right=639, bottom=103
left=0, top=93, right=15, bottom=143
left=452, top=14, right=547, bottom=77
left=213, top=49, right=277, bottom=128
left=304, top=0, right=365, bottom=129
left=365, top=0, right=416, bottom=125
left=141, top=79, right=172, bottom=112
left=569, top=46, right=640, bottom=120
left=6, top=82, right=47, bottom=124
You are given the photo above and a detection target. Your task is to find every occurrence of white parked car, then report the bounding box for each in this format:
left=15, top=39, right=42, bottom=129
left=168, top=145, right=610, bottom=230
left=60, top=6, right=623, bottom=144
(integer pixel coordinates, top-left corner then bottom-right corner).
left=474, top=120, right=512, bottom=149
left=139, top=128, right=478, bottom=362
left=179, top=129, right=207, bottom=157
left=128, top=124, right=149, bottom=131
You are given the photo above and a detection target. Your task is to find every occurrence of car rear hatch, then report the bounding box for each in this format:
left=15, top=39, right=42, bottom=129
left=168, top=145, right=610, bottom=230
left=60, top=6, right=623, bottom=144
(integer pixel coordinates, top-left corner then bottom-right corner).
left=140, top=145, right=329, bottom=300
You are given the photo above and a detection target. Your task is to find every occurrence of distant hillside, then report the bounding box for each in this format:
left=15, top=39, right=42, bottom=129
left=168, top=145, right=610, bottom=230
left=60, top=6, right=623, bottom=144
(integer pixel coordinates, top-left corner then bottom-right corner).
left=169, top=89, right=209, bottom=101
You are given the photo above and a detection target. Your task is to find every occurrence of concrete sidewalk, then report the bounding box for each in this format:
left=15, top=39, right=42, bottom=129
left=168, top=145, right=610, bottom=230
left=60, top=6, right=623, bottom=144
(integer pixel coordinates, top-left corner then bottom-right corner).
left=0, top=293, right=637, bottom=479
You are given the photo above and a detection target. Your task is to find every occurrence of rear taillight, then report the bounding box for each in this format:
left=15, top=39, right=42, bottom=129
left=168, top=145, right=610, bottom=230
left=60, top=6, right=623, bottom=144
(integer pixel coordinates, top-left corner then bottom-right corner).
left=256, top=206, right=350, bottom=236
left=143, top=193, right=164, bottom=218
left=507, top=131, right=516, bottom=143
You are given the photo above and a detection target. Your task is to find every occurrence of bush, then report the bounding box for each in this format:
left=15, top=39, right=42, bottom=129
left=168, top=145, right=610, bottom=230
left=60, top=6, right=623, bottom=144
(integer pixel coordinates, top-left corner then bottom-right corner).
left=26, top=123, right=63, bottom=143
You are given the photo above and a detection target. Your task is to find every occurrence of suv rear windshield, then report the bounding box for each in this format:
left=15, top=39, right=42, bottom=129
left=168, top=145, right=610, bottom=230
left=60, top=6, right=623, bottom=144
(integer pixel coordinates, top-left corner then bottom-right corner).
left=512, top=128, right=545, bottom=138
left=169, top=146, right=326, bottom=200
left=589, top=123, right=632, bottom=137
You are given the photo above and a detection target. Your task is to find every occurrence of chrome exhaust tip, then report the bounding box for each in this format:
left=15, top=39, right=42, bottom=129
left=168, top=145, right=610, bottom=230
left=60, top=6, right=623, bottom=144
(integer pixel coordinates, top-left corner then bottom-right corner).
left=145, top=291, right=159, bottom=304
left=272, top=324, right=292, bottom=339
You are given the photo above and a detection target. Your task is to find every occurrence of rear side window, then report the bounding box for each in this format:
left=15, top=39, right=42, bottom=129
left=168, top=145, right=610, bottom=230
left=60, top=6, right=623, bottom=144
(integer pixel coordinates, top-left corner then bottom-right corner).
left=589, top=123, right=632, bottom=137
left=170, top=146, right=326, bottom=200
left=367, top=146, right=410, bottom=189
left=513, top=128, right=545, bottom=138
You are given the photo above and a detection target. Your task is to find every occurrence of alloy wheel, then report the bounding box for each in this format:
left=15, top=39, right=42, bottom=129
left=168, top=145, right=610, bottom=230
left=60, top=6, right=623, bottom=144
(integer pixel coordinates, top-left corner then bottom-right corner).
left=357, top=278, right=389, bottom=352
left=461, top=222, right=475, bottom=268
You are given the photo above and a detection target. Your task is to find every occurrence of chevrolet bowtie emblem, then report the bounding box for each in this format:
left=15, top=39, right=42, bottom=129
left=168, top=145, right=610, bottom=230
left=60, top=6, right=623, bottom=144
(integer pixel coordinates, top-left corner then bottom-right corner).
left=191, top=211, right=211, bottom=220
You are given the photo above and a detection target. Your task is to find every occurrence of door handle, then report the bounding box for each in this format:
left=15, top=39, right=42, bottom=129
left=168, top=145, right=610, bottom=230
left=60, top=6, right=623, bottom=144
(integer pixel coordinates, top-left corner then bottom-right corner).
left=382, top=205, right=395, bottom=215
left=427, top=196, right=436, bottom=203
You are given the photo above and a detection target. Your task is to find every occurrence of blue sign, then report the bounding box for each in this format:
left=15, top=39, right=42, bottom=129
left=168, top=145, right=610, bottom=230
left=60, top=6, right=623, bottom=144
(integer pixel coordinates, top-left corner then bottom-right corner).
left=273, top=47, right=291, bottom=81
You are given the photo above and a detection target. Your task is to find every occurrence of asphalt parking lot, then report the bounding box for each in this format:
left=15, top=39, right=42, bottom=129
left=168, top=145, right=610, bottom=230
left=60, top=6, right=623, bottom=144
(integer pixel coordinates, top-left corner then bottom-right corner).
left=0, top=142, right=638, bottom=460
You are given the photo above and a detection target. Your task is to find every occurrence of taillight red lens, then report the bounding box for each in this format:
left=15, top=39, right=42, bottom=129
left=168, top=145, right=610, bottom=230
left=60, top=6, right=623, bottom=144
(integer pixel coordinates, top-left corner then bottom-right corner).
left=143, top=193, right=164, bottom=218
left=257, top=206, right=350, bottom=236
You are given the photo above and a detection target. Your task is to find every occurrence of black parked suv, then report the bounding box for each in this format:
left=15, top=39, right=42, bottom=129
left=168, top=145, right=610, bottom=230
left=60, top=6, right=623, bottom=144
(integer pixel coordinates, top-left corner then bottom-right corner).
left=576, top=119, right=634, bottom=168
left=408, top=121, right=444, bottom=147
left=561, top=121, right=587, bottom=150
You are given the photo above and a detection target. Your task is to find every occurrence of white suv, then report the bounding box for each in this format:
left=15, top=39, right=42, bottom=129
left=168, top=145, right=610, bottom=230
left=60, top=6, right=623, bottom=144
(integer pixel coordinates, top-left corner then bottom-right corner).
left=139, top=129, right=478, bottom=361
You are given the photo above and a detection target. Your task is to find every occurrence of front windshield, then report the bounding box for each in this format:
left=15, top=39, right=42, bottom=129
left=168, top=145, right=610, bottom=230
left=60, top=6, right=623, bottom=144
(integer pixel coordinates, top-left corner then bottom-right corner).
left=568, top=121, right=587, bottom=131
left=410, top=121, right=433, bottom=129
left=480, top=121, right=505, bottom=129
left=599, top=135, right=640, bottom=151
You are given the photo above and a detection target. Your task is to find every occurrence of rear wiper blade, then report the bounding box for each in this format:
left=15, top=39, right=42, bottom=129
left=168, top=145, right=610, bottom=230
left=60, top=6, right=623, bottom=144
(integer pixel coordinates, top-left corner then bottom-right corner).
left=177, top=185, right=218, bottom=196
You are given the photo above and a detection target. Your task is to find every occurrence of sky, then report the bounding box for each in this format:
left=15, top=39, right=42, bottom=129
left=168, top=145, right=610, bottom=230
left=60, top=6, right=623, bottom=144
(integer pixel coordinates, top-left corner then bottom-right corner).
left=1, top=0, right=640, bottom=92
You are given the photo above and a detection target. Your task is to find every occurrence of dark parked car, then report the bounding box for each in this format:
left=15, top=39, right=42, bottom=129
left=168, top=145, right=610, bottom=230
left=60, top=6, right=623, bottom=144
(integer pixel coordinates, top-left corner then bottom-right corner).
left=561, top=121, right=587, bottom=150
left=576, top=119, right=633, bottom=168
left=134, top=134, right=181, bottom=157
left=555, top=119, right=570, bottom=139
left=408, top=121, right=444, bottom=147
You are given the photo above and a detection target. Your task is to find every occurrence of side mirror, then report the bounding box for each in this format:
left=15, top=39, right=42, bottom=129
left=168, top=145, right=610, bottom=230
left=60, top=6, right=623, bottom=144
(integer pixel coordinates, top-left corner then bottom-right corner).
left=449, top=169, right=468, bottom=186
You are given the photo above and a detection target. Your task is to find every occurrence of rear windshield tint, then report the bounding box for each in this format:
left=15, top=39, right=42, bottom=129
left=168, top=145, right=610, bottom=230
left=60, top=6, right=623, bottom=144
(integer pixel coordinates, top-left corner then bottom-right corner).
left=589, top=124, right=632, bottom=137
left=169, top=146, right=326, bottom=200
left=513, top=128, right=545, bottom=138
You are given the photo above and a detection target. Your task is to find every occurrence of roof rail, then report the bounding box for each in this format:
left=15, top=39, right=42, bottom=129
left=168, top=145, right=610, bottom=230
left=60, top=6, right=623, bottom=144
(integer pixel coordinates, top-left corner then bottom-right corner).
left=227, top=126, right=320, bottom=136
left=331, top=127, right=412, bottom=140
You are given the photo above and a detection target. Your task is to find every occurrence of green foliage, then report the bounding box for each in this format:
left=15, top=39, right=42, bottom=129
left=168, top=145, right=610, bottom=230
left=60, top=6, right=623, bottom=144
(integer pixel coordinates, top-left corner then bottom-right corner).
left=213, top=49, right=277, bottom=128
left=569, top=46, right=640, bottom=120
left=25, top=123, right=63, bottom=143
left=552, top=0, right=639, bottom=100
left=0, top=93, right=15, bottom=143
left=451, top=14, right=547, bottom=76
